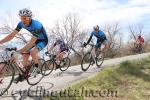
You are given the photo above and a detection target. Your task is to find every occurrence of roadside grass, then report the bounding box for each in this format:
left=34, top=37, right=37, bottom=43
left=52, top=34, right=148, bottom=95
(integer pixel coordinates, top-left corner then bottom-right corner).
left=45, top=56, right=150, bottom=100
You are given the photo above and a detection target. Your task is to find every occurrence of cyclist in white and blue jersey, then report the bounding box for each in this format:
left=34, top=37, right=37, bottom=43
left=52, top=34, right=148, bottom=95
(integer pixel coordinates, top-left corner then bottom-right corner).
left=46, top=38, right=69, bottom=67
left=0, top=8, right=48, bottom=82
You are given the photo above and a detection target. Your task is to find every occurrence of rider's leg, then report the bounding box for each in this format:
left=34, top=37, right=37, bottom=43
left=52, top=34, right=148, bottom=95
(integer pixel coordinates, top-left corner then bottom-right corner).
left=30, top=47, right=41, bottom=76
left=59, top=51, right=66, bottom=60
left=31, top=41, right=47, bottom=68
left=101, top=40, right=109, bottom=52
left=14, top=53, right=30, bottom=83
left=21, top=53, right=30, bottom=68
left=139, top=44, right=142, bottom=52
left=91, top=46, right=96, bottom=59
left=56, top=50, right=67, bottom=66
left=30, top=47, right=39, bottom=68
left=56, top=50, right=61, bottom=65
left=92, top=39, right=101, bottom=59
left=30, top=41, right=47, bottom=76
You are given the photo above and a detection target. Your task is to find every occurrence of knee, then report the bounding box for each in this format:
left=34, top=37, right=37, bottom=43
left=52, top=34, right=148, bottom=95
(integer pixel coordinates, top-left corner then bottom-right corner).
left=106, top=45, right=109, bottom=49
left=22, top=54, right=30, bottom=59
left=30, top=50, right=38, bottom=57
left=56, top=54, right=60, bottom=58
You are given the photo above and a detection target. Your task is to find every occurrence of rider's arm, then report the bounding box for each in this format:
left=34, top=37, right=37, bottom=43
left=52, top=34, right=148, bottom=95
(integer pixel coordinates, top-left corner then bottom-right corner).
left=86, top=33, right=93, bottom=45
left=48, top=42, right=56, bottom=52
left=0, top=22, right=22, bottom=44
left=17, top=36, right=37, bottom=53
left=0, top=30, right=18, bottom=44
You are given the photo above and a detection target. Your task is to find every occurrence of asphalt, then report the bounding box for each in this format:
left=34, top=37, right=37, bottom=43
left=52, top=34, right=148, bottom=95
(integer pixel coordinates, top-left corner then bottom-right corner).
left=1, top=52, right=150, bottom=100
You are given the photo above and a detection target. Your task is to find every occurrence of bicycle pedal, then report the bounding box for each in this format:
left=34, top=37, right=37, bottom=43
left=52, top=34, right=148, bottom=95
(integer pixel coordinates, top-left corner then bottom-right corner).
left=90, top=61, right=95, bottom=65
left=55, top=65, right=60, bottom=70
left=14, top=75, right=25, bottom=84
left=33, top=75, right=37, bottom=78
left=13, top=79, right=20, bottom=84
left=37, top=70, right=40, bottom=74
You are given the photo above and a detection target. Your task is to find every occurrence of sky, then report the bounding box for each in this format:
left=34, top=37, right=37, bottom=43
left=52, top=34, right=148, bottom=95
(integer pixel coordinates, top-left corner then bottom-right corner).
left=0, top=0, right=150, bottom=37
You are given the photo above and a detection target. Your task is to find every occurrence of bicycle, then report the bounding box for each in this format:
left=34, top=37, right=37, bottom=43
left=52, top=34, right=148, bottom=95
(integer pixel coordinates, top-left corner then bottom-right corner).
left=41, top=51, right=71, bottom=76
left=133, top=43, right=144, bottom=54
left=0, top=47, right=44, bottom=96
left=81, top=44, right=104, bottom=71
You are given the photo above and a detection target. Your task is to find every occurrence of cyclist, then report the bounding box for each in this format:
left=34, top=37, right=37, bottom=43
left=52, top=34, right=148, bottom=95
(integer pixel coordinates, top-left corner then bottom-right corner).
left=0, top=8, right=48, bottom=82
left=46, top=38, right=69, bottom=68
left=83, top=25, right=109, bottom=64
left=135, top=35, right=144, bottom=52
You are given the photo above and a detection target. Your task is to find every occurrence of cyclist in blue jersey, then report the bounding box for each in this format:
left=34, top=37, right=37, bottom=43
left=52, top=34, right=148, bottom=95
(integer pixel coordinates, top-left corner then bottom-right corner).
left=0, top=8, right=48, bottom=82
left=83, top=25, right=109, bottom=63
left=46, top=38, right=69, bottom=67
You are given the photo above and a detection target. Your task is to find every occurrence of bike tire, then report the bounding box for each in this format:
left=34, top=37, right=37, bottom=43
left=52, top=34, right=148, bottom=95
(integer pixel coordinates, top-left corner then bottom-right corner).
left=26, top=62, right=44, bottom=86
left=0, top=62, right=15, bottom=96
left=81, top=52, right=92, bottom=71
left=41, top=60, right=55, bottom=76
left=96, top=52, right=104, bottom=68
left=60, top=57, right=70, bottom=71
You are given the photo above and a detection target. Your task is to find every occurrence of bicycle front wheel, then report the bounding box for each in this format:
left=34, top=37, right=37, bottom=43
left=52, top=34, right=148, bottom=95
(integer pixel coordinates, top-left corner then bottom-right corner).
left=60, top=57, right=70, bottom=71
left=0, top=62, right=15, bottom=96
left=26, top=62, right=44, bottom=86
left=41, top=60, right=54, bottom=76
left=81, top=52, right=92, bottom=71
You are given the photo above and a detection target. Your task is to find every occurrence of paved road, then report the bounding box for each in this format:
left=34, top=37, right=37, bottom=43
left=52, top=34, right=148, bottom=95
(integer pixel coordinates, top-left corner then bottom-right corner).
left=1, top=53, right=150, bottom=100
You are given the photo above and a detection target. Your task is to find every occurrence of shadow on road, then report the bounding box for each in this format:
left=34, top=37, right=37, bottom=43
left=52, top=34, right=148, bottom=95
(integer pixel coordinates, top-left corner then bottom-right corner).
left=0, top=82, right=54, bottom=100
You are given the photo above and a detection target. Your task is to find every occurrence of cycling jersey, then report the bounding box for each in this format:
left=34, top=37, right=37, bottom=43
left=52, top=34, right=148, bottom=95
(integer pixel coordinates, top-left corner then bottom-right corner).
left=53, top=40, right=69, bottom=52
left=15, top=19, right=48, bottom=51
left=15, top=19, right=48, bottom=42
left=86, top=30, right=107, bottom=45
left=91, top=30, right=106, bottom=39
left=137, top=37, right=144, bottom=45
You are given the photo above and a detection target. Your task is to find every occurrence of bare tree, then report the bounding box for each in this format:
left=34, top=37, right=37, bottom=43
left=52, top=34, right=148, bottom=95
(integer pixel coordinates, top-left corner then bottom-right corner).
left=128, top=24, right=144, bottom=41
left=127, top=24, right=145, bottom=52
left=0, top=14, right=32, bottom=44
left=49, top=13, right=88, bottom=56
left=105, top=23, right=123, bottom=57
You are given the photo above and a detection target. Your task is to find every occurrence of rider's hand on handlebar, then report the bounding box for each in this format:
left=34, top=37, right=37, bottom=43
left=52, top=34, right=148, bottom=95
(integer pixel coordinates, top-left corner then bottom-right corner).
left=45, top=51, right=50, bottom=55
left=83, top=42, right=87, bottom=47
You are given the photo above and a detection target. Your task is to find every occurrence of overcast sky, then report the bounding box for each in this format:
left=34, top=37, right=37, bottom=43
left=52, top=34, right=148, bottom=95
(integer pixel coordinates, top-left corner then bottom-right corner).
left=0, top=0, right=150, bottom=35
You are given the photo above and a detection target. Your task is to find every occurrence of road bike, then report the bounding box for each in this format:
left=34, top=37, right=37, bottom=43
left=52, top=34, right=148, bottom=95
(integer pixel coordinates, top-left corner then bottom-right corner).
left=41, top=52, right=71, bottom=76
left=81, top=44, right=104, bottom=71
left=0, top=47, right=44, bottom=96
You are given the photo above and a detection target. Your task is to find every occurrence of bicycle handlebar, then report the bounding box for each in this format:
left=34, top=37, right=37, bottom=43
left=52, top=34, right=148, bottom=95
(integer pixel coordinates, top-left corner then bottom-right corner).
left=88, top=43, right=95, bottom=47
left=5, top=47, right=17, bottom=51
left=82, top=43, right=95, bottom=48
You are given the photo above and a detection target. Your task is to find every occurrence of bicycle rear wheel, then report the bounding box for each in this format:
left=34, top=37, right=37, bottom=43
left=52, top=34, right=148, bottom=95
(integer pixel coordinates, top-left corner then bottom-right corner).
left=96, top=52, right=104, bottom=68
left=26, top=60, right=44, bottom=85
left=0, top=62, right=15, bottom=96
left=81, top=52, right=92, bottom=71
left=41, top=60, right=54, bottom=76
left=60, top=57, right=70, bottom=71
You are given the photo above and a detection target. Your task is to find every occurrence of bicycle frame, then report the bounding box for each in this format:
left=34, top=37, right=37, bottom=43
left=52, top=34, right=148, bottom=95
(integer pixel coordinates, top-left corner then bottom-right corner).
left=47, top=49, right=71, bottom=64
left=1, top=48, right=32, bottom=77
left=87, top=44, right=101, bottom=60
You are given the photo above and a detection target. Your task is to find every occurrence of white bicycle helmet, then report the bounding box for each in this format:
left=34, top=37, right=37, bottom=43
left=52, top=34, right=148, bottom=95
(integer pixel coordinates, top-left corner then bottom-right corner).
left=93, top=25, right=99, bottom=31
left=19, top=8, right=32, bottom=17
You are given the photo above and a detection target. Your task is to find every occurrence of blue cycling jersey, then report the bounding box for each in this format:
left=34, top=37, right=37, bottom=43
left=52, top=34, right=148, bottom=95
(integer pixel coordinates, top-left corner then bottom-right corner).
left=91, top=30, right=106, bottom=39
left=86, top=30, right=107, bottom=45
left=15, top=19, right=48, bottom=42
